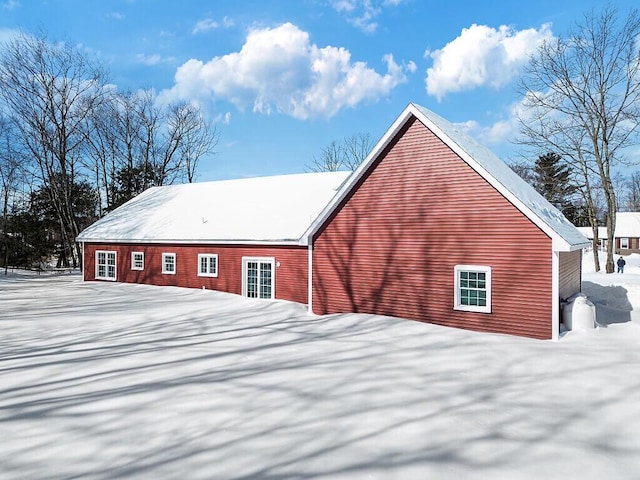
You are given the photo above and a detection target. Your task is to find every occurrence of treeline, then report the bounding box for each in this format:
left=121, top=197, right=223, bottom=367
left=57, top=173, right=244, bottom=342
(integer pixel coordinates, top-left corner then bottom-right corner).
left=0, top=33, right=218, bottom=271
left=510, top=153, right=640, bottom=229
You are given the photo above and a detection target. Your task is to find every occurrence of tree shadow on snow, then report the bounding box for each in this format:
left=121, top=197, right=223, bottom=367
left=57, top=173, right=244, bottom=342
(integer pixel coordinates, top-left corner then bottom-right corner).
left=2, top=276, right=640, bottom=479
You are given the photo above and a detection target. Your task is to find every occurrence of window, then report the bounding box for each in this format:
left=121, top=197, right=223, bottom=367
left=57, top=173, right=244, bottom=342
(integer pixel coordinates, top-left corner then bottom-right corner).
left=454, top=265, right=491, bottom=313
left=162, top=253, right=176, bottom=274
left=621, top=237, right=630, bottom=249
left=198, top=254, right=218, bottom=277
left=96, top=250, right=116, bottom=280
left=131, top=252, right=144, bottom=271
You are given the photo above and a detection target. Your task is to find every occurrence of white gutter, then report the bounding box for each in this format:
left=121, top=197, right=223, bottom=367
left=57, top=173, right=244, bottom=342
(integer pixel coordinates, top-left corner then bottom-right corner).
left=551, top=250, right=560, bottom=341
left=307, top=243, right=313, bottom=314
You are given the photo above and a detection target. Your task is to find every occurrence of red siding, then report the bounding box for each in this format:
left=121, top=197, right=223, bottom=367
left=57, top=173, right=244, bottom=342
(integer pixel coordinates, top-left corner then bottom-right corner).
left=559, top=250, right=582, bottom=301
left=616, top=237, right=640, bottom=254
left=83, top=243, right=308, bottom=303
left=312, top=117, right=554, bottom=339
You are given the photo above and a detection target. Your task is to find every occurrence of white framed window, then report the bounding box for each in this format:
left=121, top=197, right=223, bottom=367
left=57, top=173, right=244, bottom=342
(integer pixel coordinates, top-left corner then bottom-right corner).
left=454, top=265, right=491, bottom=313
left=96, top=250, right=117, bottom=281
left=198, top=254, right=218, bottom=277
left=620, top=237, right=630, bottom=249
left=131, top=252, right=144, bottom=271
left=162, top=253, right=176, bottom=275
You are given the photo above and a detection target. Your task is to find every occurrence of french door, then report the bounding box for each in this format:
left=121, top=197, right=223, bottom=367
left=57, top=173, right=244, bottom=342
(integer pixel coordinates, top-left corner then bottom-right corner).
left=242, top=257, right=275, bottom=299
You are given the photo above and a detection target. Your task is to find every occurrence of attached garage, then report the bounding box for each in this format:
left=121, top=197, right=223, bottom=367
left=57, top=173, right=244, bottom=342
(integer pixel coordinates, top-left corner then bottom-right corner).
left=303, top=104, right=589, bottom=339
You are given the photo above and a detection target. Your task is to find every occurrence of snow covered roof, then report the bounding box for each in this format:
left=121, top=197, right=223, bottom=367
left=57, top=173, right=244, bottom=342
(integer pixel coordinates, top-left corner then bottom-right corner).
left=77, top=171, right=351, bottom=244
left=615, top=212, right=640, bottom=237
left=304, top=103, right=589, bottom=252
left=576, top=226, right=607, bottom=240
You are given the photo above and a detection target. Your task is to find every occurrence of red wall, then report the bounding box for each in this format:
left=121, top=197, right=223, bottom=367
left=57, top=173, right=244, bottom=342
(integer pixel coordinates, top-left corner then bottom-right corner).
left=559, top=250, right=581, bottom=302
left=312, top=117, right=554, bottom=339
left=83, top=243, right=308, bottom=303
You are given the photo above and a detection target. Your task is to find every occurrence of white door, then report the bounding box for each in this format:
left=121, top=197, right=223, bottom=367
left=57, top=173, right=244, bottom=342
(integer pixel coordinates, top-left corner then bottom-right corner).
left=242, top=257, right=275, bottom=299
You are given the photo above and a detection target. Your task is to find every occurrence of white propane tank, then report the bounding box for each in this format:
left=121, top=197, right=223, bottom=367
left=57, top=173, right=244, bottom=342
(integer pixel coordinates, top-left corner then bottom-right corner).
left=562, top=294, right=596, bottom=331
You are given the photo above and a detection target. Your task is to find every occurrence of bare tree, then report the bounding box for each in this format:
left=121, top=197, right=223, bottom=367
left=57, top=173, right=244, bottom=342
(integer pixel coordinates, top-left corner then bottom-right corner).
left=308, top=133, right=374, bottom=172
left=622, top=171, right=640, bottom=212
left=0, top=32, right=108, bottom=268
left=161, top=101, right=218, bottom=184
left=84, top=88, right=123, bottom=215
left=341, top=133, right=374, bottom=170
left=308, top=140, right=343, bottom=172
left=175, top=104, right=219, bottom=183
left=0, top=116, right=24, bottom=274
left=85, top=90, right=219, bottom=210
left=517, top=6, right=640, bottom=273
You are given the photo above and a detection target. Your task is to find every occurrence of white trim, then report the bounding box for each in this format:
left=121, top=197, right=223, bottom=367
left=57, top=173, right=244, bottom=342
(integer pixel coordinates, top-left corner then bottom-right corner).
left=241, top=256, right=275, bottom=299
left=131, top=251, right=144, bottom=271
left=76, top=238, right=301, bottom=246
left=81, top=241, right=85, bottom=281
left=620, top=237, right=630, bottom=249
left=162, top=252, right=176, bottom=275
left=551, top=251, right=560, bottom=341
left=453, top=265, right=492, bottom=313
left=307, top=244, right=313, bottom=313
left=95, top=250, right=117, bottom=281
left=197, top=253, right=219, bottom=277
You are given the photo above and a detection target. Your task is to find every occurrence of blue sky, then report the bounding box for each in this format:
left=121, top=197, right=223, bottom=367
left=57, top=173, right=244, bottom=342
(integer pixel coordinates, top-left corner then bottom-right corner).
left=0, top=0, right=636, bottom=182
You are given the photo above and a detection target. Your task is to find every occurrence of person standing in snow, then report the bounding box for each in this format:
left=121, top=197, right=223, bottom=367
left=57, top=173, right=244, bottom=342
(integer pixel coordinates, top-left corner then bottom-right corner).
left=617, top=256, right=626, bottom=273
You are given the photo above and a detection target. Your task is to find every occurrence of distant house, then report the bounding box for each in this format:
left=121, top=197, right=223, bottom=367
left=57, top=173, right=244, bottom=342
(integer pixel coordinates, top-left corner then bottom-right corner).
left=78, top=103, right=589, bottom=340
left=576, top=226, right=608, bottom=251
left=614, top=212, right=640, bottom=254
left=576, top=213, right=640, bottom=254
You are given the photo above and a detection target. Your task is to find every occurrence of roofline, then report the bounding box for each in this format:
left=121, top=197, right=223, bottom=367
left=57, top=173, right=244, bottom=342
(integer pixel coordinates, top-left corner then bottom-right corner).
left=300, top=105, right=412, bottom=245
left=302, top=103, right=586, bottom=252
left=77, top=238, right=303, bottom=247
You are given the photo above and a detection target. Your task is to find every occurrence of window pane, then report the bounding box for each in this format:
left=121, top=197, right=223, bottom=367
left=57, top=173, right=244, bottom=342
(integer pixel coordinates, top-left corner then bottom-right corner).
left=247, top=262, right=258, bottom=298
left=260, top=263, right=272, bottom=299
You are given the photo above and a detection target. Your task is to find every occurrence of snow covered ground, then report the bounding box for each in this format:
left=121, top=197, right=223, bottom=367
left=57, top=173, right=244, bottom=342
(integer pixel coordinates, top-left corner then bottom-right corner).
left=1, top=256, right=639, bottom=480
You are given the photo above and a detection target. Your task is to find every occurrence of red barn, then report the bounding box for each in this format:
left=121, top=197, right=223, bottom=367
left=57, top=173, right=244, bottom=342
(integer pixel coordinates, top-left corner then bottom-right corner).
left=78, top=103, right=589, bottom=340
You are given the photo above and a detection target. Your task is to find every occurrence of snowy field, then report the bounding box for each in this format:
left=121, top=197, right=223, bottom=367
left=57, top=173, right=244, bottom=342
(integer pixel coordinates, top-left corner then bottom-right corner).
left=1, top=254, right=640, bottom=480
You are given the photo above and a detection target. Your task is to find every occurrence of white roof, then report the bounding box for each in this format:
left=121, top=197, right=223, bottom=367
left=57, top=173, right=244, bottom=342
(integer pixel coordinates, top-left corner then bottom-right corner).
left=615, top=212, right=640, bottom=237
left=576, top=226, right=607, bottom=239
left=304, top=103, right=589, bottom=252
left=77, top=171, right=351, bottom=244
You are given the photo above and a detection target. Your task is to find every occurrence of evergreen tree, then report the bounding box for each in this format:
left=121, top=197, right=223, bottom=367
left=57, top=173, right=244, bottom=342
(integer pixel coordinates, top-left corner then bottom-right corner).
left=110, top=163, right=159, bottom=211
left=533, top=152, right=579, bottom=223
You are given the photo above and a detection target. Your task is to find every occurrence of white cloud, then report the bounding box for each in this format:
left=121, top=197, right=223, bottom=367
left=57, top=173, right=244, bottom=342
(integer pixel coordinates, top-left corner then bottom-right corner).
left=135, top=53, right=176, bottom=66
left=160, top=22, right=413, bottom=120
left=330, top=0, right=405, bottom=34
left=1, top=0, right=19, bottom=10
left=457, top=118, right=515, bottom=145
left=426, top=23, right=553, bottom=101
left=405, top=60, right=417, bottom=73
left=193, top=16, right=234, bottom=34
left=454, top=98, right=530, bottom=148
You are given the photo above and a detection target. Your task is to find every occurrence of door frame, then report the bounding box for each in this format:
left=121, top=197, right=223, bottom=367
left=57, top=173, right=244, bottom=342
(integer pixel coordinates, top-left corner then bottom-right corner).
left=241, top=256, right=276, bottom=299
